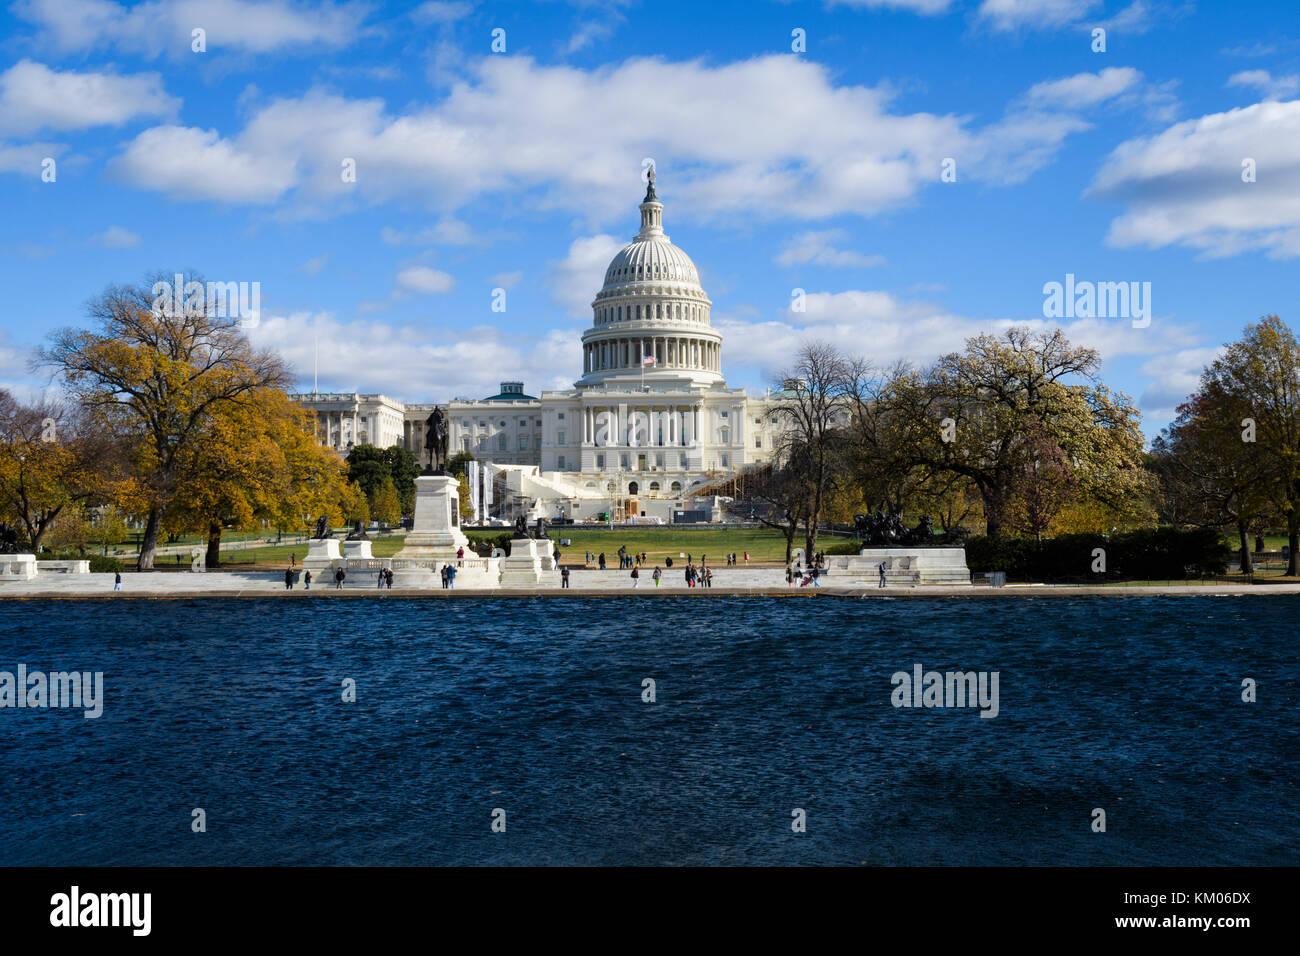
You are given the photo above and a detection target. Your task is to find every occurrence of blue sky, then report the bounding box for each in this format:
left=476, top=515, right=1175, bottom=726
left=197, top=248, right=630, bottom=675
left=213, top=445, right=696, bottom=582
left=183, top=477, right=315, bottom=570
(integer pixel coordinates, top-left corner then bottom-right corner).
left=2, top=0, right=1299, bottom=439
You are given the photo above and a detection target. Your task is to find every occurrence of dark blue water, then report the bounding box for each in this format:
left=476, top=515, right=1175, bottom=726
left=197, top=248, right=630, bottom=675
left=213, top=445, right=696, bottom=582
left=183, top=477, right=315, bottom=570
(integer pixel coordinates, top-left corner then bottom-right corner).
left=1, top=596, right=1296, bottom=866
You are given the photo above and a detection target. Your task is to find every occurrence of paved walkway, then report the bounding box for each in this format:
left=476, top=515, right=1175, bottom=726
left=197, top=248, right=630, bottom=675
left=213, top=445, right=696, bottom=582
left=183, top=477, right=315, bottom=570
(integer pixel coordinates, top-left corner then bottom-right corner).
left=4, top=570, right=1300, bottom=599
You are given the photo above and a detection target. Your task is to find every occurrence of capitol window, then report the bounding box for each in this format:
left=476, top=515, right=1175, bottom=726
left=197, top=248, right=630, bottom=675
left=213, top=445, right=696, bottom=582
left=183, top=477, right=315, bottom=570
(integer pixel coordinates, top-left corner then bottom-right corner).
left=519, top=436, right=527, bottom=450
left=596, top=454, right=605, bottom=468
left=498, top=434, right=507, bottom=451
left=557, top=430, right=565, bottom=444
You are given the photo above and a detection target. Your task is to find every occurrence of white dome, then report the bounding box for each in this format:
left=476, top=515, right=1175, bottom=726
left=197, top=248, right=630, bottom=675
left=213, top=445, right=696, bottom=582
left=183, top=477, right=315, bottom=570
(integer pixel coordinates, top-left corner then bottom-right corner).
left=600, top=235, right=701, bottom=289
left=577, top=176, right=723, bottom=389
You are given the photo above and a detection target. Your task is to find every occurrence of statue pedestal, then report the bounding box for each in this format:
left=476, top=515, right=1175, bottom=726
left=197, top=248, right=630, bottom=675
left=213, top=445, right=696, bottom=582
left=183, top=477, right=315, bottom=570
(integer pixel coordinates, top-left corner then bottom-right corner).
left=342, top=540, right=373, bottom=560
left=303, top=538, right=341, bottom=571
left=499, top=538, right=558, bottom=588
left=1, top=554, right=37, bottom=580
left=830, top=548, right=971, bottom=587
left=396, top=475, right=469, bottom=560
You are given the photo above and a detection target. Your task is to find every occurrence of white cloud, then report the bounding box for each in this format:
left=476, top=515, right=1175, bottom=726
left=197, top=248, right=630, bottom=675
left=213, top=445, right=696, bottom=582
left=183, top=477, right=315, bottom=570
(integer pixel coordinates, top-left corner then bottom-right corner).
left=977, top=0, right=1099, bottom=32
left=1138, top=346, right=1222, bottom=421
left=0, top=141, right=61, bottom=175
left=246, top=311, right=575, bottom=401
left=395, top=266, right=455, bottom=294
left=1025, top=67, right=1143, bottom=108
left=490, top=270, right=523, bottom=290
left=108, top=125, right=296, bottom=202
left=775, top=230, right=884, bottom=268
left=93, top=225, right=141, bottom=247
left=828, top=0, right=954, bottom=12
left=1227, top=70, right=1300, bottom=101
left=12, top=0, right=368, bottom=56
left=714, top=288, right=1197, bottom=416
left=0, top=60, right=177, bottom=135
left=302, top=254, right=329, bottom=276
left=550, top=234, right=623, bottom=317
left=106, top=55, right=1103, bottom=217
left=412, top=1, right=473, bottom=24
left=1090, top=100, right=1300, bottom=259
left=381, top=220, right=476, bottom=245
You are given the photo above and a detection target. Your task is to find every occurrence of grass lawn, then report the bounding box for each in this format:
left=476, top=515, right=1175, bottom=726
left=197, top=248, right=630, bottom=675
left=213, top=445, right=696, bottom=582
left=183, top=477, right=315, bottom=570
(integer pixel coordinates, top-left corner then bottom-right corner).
left=214, top=527, right=857, bottom=568
left=528, top=527, right=857, bottom=565
left=205, top=535, right=407, bottom=568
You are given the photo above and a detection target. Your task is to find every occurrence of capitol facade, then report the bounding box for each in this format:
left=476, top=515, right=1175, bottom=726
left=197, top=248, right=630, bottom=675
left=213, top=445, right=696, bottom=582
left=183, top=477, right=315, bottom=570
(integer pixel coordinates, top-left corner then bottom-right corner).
left=295, top=177, right=786, bottom=521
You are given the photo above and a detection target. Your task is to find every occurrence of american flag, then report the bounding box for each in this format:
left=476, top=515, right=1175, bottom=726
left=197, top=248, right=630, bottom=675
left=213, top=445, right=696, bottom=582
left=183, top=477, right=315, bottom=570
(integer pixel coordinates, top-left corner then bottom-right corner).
left=643, top=355, right=656, bottom=365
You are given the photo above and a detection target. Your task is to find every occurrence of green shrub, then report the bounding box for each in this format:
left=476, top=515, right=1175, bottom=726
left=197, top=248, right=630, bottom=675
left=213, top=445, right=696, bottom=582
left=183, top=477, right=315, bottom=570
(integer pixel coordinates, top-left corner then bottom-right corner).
left=966, top=527, right=1230, bottom=580
left=36, top=551, right=125, bottom=573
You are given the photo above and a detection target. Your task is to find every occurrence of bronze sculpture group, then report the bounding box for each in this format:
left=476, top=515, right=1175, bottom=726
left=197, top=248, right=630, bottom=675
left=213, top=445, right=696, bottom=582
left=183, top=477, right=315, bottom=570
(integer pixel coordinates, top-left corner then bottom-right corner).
left=852, top=511, right=966, bottom=547
left=0, top=523, right=20, bottom=554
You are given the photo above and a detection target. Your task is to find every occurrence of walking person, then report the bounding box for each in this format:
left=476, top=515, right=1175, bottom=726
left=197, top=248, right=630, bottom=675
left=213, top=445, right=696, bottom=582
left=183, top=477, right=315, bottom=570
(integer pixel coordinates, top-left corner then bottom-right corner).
left=878, top=561, right=887, bottom=588
left=304, top=569, right=312, bottom=590
left=631, top=566, right=640, bottom=587
left=456, top=545, right=464, bottom=566
left=652, top=566, right=662, bottom=588
left=285, top=567, right=295, bottom=590
left=786, top=565, right=794, bottom=587
left=335, top=567, right=346, bottom=589
left=598, top=552, right=606, bottom=570
left=113, top=571, right=122, bottom=592
left=441, top=565, right=449, bottom=589
left=377, top=567, right=386, bottom=588
left=561, top=566, right=570, bottom=589
left=385, top=567, right=394, bottom=589
left=446, top=564, right=457, bottom=589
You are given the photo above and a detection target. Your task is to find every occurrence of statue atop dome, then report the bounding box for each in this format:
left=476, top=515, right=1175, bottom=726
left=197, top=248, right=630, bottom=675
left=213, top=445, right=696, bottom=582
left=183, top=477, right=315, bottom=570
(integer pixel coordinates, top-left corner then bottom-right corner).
left=644, top=163, right=657, bottom=203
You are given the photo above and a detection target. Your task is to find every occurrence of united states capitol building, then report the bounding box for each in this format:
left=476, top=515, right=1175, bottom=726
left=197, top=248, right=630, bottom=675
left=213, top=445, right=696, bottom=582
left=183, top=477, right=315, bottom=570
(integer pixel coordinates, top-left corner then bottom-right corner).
left=294, top=176, right=788, bottom=521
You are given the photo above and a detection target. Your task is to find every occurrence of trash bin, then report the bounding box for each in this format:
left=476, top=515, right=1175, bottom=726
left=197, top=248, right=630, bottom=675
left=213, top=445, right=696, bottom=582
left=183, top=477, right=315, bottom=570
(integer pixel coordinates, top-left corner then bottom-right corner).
left=988, top=571, right=1007, bottom=588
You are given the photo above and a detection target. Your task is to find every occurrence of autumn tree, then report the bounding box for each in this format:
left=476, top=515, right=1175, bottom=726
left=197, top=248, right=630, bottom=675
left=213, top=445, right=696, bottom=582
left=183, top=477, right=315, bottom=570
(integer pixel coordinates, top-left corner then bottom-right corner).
left=37, top=275, right=289, bottom=568
left=893, top=327, right=1147, bottom=538
left=0, top=391, right=123, bottom=552
left=1199, top=315, right=1300, bottom=574
left=771, top=342, right=852, bottom=557
left=371, top=477, right=402, bottom=527
left=165, top=390, right=354, bottom=567
left=1151, top=390, right=1273, bottom=573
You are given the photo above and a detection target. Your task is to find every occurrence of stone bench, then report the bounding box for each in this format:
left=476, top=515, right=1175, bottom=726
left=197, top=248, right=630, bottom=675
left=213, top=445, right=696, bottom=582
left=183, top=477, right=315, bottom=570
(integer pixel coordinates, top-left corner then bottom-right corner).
left=37, top=560, right=92, bottom=574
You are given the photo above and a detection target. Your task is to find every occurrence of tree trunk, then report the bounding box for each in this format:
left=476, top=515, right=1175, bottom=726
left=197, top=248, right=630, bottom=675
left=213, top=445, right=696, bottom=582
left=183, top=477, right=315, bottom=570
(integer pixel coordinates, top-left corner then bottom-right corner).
left=1289, top=518, right=1299, bottom=577
left=139, top=505, right=162, bottom=570
left=784, top=521, right=798, bottom=564
left=1238, top=521, right=1252, bottom=575
left=205, top=519, right=222, bottom=569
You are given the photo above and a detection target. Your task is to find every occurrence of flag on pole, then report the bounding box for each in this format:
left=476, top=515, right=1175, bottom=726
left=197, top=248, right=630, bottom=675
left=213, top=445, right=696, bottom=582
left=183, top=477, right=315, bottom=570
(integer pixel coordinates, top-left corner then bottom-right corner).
left=642, top=355, right=656, bottom=365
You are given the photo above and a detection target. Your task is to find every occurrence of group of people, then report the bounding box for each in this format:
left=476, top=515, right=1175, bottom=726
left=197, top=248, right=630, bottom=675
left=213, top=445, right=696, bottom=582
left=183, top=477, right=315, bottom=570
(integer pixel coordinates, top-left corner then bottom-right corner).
left=284, top=566, right=315, bottom=589
left=375, top=567, right=394, bottom=589
left=629, top=565, right=666, bottom=587
left=440, top=563, right=458, bottom=588
left=723, top=552, right=748, bottom=566
left=682, top=563, right=712, bottom=587
left=787, top=553, right=829, bottom=588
